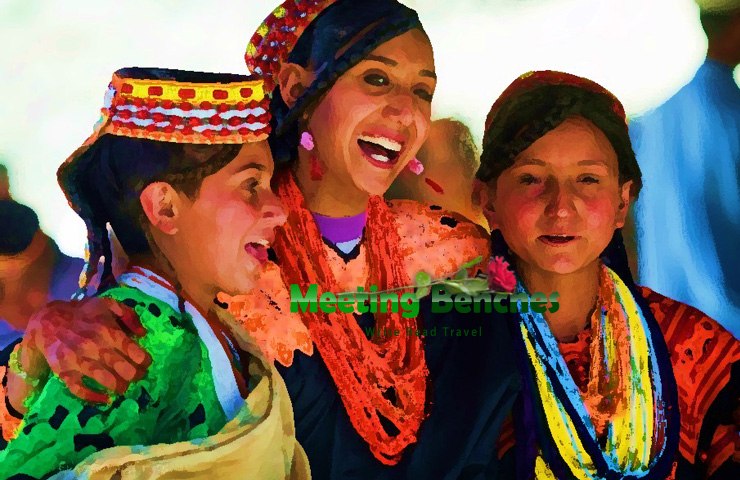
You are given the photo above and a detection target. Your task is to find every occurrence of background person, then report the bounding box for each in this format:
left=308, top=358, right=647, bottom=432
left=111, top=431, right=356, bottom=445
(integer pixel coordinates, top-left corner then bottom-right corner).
left=628, top=0, right=740, bottom=338
left=387, top=117, right=488, bottom=227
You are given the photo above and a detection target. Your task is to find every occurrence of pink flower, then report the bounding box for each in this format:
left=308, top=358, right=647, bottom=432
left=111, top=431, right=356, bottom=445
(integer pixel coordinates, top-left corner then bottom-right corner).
left=487, top=256, right=516, bottom=292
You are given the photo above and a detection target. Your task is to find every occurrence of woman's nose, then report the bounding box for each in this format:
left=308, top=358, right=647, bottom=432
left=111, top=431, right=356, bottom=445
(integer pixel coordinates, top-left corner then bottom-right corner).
left=262, top=191, right=287, bottom=226
left=383, top=89, right=415, bottom=127
left=544, top=181, right=576, bottom=218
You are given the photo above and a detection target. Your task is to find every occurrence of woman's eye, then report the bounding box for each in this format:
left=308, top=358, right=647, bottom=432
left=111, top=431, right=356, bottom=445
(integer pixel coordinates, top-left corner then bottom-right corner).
left=519, top=174, right=541, bottom=185
left=364, top=73, right=390, bottom=87
left=241, top=179, right=259, bottom=195
left=414, top=88, right=433, bottom=102
left=579, top=175, right=600, bottom=184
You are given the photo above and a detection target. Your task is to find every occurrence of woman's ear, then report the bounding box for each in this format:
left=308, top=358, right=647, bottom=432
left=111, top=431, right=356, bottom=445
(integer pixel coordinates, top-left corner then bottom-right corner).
left=614, top=180, right=634, bottom=228
left=473, top=179, right=498, bottom=229
left=277, top=63, right=315, bottom=109
left=139, top=183, right=180, bottom=235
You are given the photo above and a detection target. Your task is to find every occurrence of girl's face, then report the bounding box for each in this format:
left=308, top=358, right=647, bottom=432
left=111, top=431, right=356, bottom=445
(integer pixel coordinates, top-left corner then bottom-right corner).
left=306, top=28, right=436, bottom=196
left=172, top=142, right=286, bottom=296
left=487, top=117, right=632, bottom=276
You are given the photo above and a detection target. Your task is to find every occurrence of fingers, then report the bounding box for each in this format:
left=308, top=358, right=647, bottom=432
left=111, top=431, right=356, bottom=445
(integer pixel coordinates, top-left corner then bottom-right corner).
left=57, top=371, right=111, bottom=404
left=98, top=325, right=150, bottom=371
left=100, top=298, right=146, bottom=337
left=99, top=347, right=141, bottom=385
left=46, top=333, right=131, bottom=396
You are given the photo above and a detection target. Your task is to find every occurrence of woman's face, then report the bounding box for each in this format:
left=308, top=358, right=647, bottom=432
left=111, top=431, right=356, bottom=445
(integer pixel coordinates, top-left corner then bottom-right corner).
left=488, top=117, right=632, bottom=276
left=307, top=28, right=436, bottom=196
left=172, top=142, right=286, bottom=296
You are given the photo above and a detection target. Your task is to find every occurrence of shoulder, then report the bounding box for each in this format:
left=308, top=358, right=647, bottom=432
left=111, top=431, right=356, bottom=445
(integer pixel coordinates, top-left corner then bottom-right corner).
left=100, top=286, right=196, bottom=340
left=387, top=200, right=490, bottom=278
left=387, top=199, right=488, bottom=238
left=639, top=286, right=739, bottom=462
left=638, top=286, right=738, bottom=355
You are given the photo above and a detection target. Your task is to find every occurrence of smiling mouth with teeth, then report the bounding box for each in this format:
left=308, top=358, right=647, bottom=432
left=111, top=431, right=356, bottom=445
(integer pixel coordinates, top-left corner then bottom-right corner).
left=357, top=135, right=403, bottom=169
left=539, top=235, right=578, bottom=246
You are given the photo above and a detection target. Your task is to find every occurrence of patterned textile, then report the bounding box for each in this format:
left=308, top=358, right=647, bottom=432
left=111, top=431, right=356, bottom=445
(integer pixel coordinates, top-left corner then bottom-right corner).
left=497, top=287, right=740, bottom=478
left=48, top=308, right=310, bottom=480
left=223, top=199, right=490, bottom=367
left=0, top=285, right=230, bottom=479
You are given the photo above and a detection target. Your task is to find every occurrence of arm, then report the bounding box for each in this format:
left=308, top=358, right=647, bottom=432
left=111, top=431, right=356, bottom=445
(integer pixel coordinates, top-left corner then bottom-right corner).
left=0, top=364, right=166, bottom=479
left=4, top=297, right=150, bottom=414
left=390, top=199, right=491, bottom=279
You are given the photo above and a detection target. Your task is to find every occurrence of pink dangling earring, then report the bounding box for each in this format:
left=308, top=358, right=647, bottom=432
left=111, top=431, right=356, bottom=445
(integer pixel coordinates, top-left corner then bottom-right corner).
left=407, top=157, right=424, bottom=175
left=310, top=154, right=325, bottom=181
left=300, top=131, right=315, bottom=151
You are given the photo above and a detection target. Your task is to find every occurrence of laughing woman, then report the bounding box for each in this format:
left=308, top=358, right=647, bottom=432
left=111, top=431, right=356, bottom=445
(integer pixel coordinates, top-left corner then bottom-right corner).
left=4, top=1, right=518, bottom=478
left=477, top=71, right=739, bottom=479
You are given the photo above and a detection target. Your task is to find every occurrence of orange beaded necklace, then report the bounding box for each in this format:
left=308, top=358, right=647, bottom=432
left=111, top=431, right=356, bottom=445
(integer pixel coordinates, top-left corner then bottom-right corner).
left=272, top=170, right=428, bottom=465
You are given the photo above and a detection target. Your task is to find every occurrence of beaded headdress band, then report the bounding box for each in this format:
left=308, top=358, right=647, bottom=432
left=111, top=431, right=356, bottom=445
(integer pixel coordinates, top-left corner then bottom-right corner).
left=90, top=68, right=269, bottom=146
left=485, top=70, right=626, bottom=133
left=245, top=0, right=337, bottom=94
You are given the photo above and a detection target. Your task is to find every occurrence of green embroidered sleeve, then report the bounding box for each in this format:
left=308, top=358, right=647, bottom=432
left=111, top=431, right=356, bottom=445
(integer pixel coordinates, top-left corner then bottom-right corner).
left=0, top=286, right=228, bottom=479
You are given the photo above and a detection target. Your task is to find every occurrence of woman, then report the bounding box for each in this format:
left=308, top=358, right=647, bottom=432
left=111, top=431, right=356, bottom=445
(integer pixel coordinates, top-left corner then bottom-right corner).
left=5, top=1, right=518, bottom=478
left=476, top=71, right=739, bottom=479
left=1, top=67, right=308, bottom=479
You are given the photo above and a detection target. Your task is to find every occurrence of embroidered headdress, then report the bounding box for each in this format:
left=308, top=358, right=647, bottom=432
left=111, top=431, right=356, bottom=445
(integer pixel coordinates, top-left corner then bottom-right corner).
left=58, top=68, right=271, bottom=296
left=246, top=0, right=423, bottom=162
left=477, top=70, right=641, bottom=196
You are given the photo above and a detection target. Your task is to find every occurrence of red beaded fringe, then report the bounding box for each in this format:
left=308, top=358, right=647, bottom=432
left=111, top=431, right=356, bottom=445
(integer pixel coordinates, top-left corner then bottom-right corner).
left=271, top=170, right=428, bottom=465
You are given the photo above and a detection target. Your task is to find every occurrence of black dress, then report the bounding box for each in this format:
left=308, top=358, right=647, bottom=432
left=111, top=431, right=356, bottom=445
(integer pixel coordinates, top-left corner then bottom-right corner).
left=278, top=294, right=521, bottom=479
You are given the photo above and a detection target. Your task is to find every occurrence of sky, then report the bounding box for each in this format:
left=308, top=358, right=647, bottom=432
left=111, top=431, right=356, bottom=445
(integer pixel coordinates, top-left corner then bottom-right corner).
left=0, top=0, right=733, bottom=257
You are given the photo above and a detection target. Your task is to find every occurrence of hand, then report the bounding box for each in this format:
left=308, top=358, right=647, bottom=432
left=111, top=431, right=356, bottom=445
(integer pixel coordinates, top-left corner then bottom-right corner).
left=18, top=298, right=151, bottom=404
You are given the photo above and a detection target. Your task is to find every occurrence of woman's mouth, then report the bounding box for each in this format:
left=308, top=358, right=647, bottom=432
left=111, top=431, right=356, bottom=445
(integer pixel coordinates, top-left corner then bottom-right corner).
left=357, top=135, right=403, bottom=170
left=538, top=235, right=579, bottom=247
left=244, top=241, right=269, bottom=265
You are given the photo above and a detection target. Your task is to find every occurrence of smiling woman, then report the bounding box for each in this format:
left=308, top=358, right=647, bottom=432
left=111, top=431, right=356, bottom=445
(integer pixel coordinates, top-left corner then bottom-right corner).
left=227, top=0, right=499, bottom=473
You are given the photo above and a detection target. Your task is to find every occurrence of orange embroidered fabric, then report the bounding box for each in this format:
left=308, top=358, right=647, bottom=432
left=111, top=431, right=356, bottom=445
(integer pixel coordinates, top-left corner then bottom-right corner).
left=223, top=195, right=490, bottom=368
left=222, top=173, right=489, bottom=464
left=270, top=171, right=426, bottom=465
left=639, top=287, right=739, bottom=465
left=497, top=286, right=740, bottom=475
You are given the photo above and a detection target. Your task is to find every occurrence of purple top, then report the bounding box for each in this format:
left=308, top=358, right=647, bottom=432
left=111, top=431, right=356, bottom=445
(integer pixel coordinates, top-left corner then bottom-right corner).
left=311, top=211, right=367, bottom=245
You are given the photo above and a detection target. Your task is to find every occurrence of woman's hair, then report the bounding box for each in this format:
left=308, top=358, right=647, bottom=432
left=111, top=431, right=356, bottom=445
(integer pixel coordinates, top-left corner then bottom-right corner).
left=477, top=72, right=641, bottom=198
left=62, top=135, right=241, bottom=294
left=0, top=200, right=39, bottom=255
left=267, top=0, right=424, bottom=165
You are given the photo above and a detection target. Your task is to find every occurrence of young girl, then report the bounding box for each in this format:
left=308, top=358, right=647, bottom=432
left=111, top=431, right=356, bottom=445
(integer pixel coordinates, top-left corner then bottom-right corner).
left=8, top=1, right=518, bottom=477
left=477, top=71, right=739, bottom=479
left=0, top=67, right=309, bottom=479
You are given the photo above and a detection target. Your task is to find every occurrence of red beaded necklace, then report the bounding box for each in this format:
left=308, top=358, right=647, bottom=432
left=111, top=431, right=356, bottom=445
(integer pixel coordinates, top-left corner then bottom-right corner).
left=272, top=170, right=428, bottom=465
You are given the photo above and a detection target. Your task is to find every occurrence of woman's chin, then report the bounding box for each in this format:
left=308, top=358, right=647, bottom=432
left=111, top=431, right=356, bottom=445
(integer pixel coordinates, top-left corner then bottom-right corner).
left=355, top=174, right=396, bottom=197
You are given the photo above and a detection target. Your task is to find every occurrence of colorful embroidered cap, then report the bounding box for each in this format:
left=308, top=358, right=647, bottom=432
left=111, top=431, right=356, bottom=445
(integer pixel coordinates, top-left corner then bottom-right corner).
left=245, top=0, right=337, bottom=94
left=84, top=68, right=269, bottom=146
left=59, top=67, right=272, bottom=212
left=478, top=70, right=641, bottom=195
left=484, top=70, right=626, bottom=133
